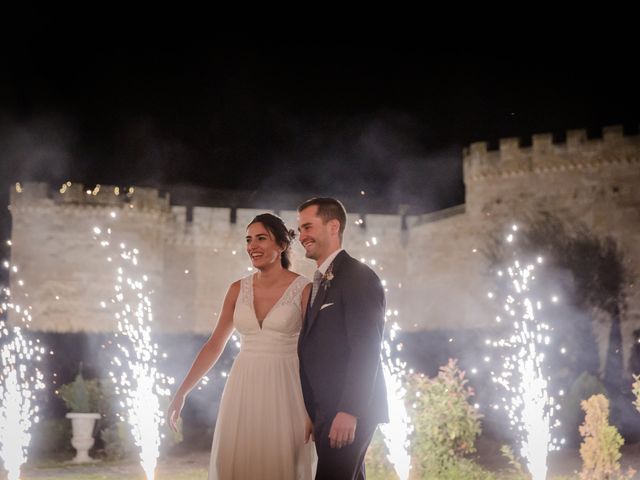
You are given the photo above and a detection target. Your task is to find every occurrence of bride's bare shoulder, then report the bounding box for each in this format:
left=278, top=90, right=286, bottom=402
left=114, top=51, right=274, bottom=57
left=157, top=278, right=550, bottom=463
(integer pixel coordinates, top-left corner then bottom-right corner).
left=227, top=280, right=242, bottom=299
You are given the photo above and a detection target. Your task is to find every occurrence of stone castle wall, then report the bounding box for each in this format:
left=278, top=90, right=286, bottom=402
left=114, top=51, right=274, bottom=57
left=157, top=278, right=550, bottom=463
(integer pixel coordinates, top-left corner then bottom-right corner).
left=8, top=183, right=408, bottom=335
left=8, top=125, right=640, bottom=370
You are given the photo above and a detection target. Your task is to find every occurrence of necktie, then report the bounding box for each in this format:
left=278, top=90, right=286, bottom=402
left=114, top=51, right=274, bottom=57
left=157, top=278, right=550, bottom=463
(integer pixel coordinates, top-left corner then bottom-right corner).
left=310, top=270, right=323, bottom=306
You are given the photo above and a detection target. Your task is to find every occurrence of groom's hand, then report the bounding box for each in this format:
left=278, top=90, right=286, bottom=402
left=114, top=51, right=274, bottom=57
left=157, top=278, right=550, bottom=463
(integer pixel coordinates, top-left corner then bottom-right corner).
left=328, top=412, right=357, bottom=448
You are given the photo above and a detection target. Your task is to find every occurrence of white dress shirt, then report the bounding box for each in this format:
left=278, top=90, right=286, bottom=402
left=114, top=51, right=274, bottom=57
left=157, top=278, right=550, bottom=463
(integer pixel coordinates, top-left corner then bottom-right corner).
left=317, top=248, right=343, bottom=275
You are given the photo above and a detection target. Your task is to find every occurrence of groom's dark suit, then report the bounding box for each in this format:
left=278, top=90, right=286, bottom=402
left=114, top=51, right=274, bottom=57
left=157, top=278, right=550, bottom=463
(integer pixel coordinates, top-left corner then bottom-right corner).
left=298, top=250, right=389, bottom=480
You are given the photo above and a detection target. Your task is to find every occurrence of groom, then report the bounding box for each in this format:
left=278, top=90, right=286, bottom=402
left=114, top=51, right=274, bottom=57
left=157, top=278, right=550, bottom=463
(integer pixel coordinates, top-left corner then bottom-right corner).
left=297, top=197, right=389, bottom=480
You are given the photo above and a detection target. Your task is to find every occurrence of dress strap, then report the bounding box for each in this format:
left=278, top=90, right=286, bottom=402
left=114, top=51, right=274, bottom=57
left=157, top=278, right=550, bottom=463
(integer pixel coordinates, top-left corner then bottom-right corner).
left=238, top=275, right=253, bottom=306
left=279, top=275, right=311, bottom=307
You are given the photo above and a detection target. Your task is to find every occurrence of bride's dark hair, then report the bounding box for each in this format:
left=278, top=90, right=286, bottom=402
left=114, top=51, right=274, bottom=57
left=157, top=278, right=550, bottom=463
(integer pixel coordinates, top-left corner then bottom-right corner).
left=247, top=213, right=296, bottom=269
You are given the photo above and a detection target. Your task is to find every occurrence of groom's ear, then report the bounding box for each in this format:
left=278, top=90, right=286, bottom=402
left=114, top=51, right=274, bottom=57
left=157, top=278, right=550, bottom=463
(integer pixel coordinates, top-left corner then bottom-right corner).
left=328, top=218, right=340, bottom=236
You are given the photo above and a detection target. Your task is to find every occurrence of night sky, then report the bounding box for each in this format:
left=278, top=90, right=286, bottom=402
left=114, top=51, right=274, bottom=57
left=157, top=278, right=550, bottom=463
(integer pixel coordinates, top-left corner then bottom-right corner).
left=2, top=25, right=639, bottom=258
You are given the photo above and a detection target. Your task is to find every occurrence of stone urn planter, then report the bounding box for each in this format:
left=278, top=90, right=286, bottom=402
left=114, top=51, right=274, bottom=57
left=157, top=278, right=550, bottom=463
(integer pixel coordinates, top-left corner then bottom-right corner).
left=66, top=412, right=101, bottom=463
left=58, top=363, right=102, bottom=463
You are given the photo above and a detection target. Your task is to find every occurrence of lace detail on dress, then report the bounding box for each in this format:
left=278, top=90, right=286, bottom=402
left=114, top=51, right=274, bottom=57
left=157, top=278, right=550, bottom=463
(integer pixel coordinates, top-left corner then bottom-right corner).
left=239, top=275, right=309, bottom=310
left=277, top=276, right=310, bottom=310
left=239, top=275, right=253, bottom=306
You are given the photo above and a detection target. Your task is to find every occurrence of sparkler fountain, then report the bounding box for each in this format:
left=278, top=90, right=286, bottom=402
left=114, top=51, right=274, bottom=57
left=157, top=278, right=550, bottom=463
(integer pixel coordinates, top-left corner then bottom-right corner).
left=485, top=225, right=563, bottom=480
left=380, top=322, right=412, bottom=480
left=359, top=231, right=412, bottom=480
left=94, top=223, right=172, bottom=480
left=0, top=259, right=45, bottom=480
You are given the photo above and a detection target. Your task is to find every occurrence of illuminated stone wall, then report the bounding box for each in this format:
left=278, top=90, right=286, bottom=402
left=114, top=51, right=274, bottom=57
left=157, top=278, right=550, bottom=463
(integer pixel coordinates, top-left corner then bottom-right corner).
left=8, top=125, right=640, bottom=370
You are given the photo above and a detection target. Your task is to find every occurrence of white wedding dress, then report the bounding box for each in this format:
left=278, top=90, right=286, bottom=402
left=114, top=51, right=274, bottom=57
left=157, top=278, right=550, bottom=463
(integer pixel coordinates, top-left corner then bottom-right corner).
left=209, top=274, right=316, bottom=480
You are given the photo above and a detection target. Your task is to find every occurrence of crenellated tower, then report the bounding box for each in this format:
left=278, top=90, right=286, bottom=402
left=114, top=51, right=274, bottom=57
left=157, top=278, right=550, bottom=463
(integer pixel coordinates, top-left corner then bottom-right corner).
left=461, top=125, right=640, bottom=374
left=463, top=124, right=640, bottom=220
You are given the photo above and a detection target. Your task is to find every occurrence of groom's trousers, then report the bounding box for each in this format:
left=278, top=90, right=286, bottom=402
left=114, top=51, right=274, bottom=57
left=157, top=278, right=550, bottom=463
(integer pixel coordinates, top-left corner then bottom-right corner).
left=313, top=420, right=377, bottom=480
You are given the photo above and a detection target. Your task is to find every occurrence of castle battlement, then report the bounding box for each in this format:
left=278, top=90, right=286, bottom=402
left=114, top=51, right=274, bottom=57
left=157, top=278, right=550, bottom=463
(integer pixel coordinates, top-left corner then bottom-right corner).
left=463, top=124, right=640, bottom=182
left=10, top=181, right=171, bottom=213
left=10, top=182, right=410, bottom=234
left=177, top=206, right=404, bottom=233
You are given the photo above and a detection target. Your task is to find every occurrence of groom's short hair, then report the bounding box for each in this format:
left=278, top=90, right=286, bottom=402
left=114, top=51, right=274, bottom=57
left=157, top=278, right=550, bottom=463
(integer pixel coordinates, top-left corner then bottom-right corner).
left=298, top=197, right=347, bottom=239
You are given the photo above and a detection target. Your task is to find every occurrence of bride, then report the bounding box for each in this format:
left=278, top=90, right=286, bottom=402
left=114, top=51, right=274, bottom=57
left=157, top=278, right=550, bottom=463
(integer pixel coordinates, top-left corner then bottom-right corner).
left=167, top=213, right=315, bottom=479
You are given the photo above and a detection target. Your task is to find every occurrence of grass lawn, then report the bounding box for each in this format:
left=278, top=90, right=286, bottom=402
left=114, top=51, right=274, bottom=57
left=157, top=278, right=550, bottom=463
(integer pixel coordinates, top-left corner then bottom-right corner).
left=18, top=472, right=207, bottom=480
left=3, top=452, right=211, bottom=480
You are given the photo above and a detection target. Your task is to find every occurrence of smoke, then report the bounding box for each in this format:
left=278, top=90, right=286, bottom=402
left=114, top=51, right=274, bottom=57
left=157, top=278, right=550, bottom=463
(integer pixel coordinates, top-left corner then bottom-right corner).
left=111, top=116, right=195, bottom=188
left=256, top=110, right=463, bottom=213
left=0, top=112, right=78, bottom=268
left=0, top=112, right=76, bottom=182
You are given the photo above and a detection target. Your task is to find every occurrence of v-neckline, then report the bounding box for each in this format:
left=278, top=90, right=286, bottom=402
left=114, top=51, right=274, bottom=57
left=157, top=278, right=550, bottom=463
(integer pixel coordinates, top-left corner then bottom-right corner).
left=250, top=275, right=300, bottom=330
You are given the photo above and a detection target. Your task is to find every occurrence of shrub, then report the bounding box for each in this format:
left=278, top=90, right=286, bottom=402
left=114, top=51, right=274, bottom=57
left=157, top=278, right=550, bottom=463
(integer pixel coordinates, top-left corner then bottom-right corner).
left=405, top=358, right=484, bottom=478
left=100, top=421, right=135, bottom=460
left=579, top=394, right=634, bottom=480
left=98, top=375, right=182, bottom=460
left=632, top=374, right=640, bottom=413
left=57, top=363, right=101, bottom=413
left=431, top=457, right=497, bottom=480
left=28, top=418, right=72, bottom=456
left=562, top=372, right=606, bottom=446
left=497, top=445, right=530, bottom=480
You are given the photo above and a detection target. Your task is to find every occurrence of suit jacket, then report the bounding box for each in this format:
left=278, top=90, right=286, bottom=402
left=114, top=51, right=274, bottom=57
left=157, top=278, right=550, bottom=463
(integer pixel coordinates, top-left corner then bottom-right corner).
left=298, top=250, right=389, bottom=425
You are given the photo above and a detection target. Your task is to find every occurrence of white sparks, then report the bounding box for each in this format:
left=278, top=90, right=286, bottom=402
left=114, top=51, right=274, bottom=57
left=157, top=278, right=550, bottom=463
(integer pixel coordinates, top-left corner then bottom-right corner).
left=98, top=229, right=172, bottom=479
left=487, top=232, right=558, bottom=480
left=0, top=266, right=45, bottom=480
left=364, top=231, right=411, bottom=479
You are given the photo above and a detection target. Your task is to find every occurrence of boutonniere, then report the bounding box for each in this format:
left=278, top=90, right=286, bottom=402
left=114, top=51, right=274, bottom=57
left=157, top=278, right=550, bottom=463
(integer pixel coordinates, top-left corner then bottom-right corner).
left=322, top=265, right=334, bottom=288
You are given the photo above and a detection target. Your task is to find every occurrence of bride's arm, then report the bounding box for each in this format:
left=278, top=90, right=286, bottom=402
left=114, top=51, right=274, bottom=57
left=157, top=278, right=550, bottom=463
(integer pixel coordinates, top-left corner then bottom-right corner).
left=300, top=283, right=312, bottom=314
left=300, top=282, right=314, bottom=443
left=167, top=280, right=240, bottom=431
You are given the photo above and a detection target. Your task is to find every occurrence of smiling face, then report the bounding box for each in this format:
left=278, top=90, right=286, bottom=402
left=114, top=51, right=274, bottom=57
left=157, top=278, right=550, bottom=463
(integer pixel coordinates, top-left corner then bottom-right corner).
left=297, top=205, right=341, bottom=266
left=245, top=222, right=283, bottom=270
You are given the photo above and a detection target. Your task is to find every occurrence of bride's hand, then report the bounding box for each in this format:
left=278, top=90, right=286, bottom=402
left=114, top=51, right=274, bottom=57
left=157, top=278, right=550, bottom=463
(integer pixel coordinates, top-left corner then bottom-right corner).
left=167, top=394, right=186, bottom=433
left=304, top=415, right=314, bottom=443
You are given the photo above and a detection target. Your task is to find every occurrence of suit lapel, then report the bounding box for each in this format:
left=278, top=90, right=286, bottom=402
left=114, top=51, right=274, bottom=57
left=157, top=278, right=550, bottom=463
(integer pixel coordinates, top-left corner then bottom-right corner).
left=304, top=250, right=349, bottom=335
